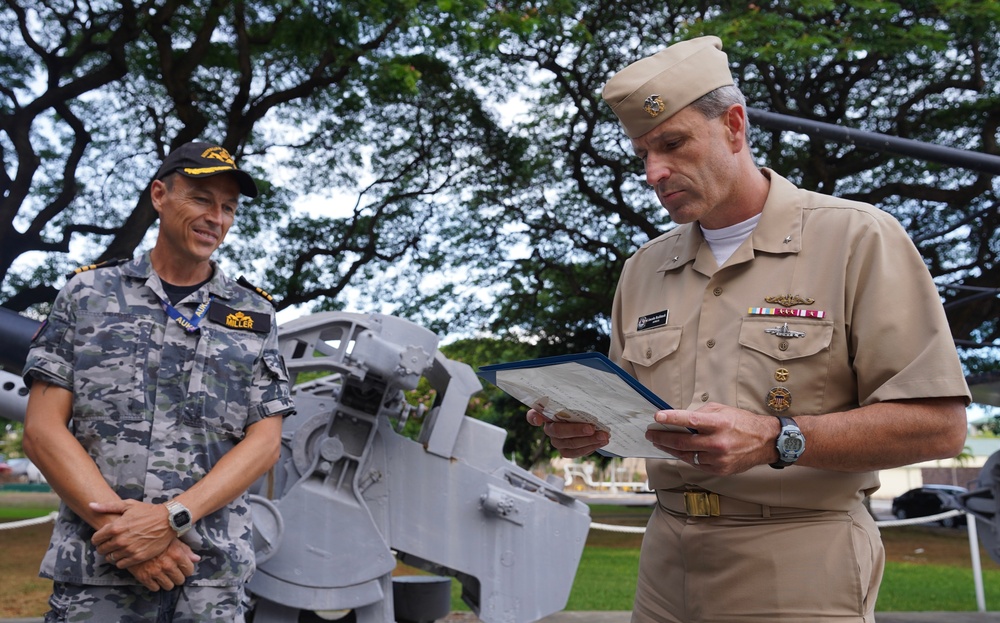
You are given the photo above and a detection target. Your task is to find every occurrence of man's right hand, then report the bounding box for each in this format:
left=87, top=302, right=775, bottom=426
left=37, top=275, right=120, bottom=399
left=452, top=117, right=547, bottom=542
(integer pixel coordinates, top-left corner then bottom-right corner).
left=526, top=408, right=610, bottom=458
left=127, top=538, right=200, bottom=592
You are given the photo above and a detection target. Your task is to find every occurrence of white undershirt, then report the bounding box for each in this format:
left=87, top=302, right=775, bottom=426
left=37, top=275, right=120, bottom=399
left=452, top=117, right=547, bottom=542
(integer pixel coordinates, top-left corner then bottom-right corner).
left=700, top=213, right=762, bottom=266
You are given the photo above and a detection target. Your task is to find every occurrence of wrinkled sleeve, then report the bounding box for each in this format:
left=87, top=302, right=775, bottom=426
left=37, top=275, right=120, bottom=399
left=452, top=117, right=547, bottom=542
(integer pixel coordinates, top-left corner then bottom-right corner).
left=846, top=214, right=970, bottom=406
left=23, top=286, right=77, bottom=391
left=247, top=314, right=295, bottom=425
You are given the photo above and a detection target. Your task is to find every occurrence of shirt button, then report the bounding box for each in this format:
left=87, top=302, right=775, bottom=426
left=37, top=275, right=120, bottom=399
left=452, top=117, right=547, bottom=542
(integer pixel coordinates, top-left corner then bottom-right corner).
left=779, top=341, right=789, bottom=351
left=713, top=287, right=723, bottom=296
left=645, top=347, right=652, bottom=359
left=701, top=393, right=710, bottom=402
left=707, top=339, right=716, bottom=348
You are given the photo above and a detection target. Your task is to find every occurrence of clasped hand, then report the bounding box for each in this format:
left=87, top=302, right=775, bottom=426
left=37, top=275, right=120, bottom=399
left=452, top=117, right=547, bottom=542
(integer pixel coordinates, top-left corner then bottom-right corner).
left=90, top=499, right=200, bottom=591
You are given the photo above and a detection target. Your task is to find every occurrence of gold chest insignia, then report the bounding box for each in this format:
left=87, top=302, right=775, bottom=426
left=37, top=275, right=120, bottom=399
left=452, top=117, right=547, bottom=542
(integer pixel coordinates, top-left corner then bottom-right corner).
left=766, top=387, right=792, bottom=413
left=764, top=294, right=815, bottom=307
left=225, top=311, right=254, bottom=330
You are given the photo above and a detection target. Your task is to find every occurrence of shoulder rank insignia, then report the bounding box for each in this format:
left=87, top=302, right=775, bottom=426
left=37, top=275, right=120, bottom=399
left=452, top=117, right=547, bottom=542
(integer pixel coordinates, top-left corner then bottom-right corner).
left=65, top=257, right=131, bottom=279
left=209, top=302, right=271, bottom=333
left=237, top=276, right=276, bottom=305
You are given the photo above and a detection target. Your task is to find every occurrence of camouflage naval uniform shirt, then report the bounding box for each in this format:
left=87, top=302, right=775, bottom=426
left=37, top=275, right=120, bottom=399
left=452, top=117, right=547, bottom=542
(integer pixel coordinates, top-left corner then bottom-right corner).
left=24, top=252, right=295, bottom=587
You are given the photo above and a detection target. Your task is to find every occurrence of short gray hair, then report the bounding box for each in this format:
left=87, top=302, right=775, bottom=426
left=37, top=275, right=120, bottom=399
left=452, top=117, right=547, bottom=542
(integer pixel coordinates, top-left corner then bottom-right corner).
left=690, top=85, right=747, bottom=119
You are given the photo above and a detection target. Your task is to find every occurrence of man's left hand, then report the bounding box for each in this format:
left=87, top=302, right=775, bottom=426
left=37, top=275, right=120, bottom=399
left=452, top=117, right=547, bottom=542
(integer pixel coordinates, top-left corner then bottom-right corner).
left=90, top=499, right=175, bottom=568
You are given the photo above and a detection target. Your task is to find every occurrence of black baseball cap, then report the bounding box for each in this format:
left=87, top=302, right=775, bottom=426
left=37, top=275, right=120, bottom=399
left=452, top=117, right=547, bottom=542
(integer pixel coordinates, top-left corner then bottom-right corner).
left=154, top=142, right=258, bottom=198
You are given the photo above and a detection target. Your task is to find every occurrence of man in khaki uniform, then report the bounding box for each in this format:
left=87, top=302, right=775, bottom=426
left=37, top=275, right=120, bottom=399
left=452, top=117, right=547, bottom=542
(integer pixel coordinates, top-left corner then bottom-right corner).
left=527, top=37, right=971, bottom=622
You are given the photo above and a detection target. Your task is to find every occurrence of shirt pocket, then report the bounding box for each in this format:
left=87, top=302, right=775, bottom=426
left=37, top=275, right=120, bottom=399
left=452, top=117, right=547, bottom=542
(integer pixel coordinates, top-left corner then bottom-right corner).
left=184, top=324, right=264, bottom=439
left=72, top=312, right=151, bottom=421
left=620, top=325, right=683, bottom=405
left=736, top=316, right=834, bottom=416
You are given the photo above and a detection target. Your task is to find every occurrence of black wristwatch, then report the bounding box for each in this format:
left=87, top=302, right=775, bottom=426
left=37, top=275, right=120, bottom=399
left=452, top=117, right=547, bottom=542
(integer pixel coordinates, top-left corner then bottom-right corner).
left=770, top=416, right=805, bottom=469
left=165, top=500, right=193, bottom=537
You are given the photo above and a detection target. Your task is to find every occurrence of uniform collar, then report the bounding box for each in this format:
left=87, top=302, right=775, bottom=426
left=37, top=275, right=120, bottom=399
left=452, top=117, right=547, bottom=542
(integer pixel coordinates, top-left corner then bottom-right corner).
left=750, top=168, right=803, bottom=255
left=123, top=251, right=237, bottom=301
left=657, top=167, right=803, bottom=274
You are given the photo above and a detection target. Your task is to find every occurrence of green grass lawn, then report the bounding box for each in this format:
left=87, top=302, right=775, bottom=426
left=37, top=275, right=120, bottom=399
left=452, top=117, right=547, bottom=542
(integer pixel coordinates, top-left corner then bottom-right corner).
left=5, top=494, right=998, bottom=614
left=447, top=504, right=1000, bottom=613
left=0, top=504, right=57, bottom=520
left=449, top=552, right=1000, bottom=612
left=878, top=562, right=1000, bottom=612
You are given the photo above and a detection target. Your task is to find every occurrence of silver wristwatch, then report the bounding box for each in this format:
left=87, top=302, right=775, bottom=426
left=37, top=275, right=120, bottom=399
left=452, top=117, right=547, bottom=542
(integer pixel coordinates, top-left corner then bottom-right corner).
left=770, top=416, right=805, bottom=469
left=165, top=500, right=193, bottom=536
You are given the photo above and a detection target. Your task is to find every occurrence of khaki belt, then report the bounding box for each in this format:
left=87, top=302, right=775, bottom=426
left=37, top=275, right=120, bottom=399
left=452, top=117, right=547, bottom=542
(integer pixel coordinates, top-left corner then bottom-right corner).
left=657, top=488, right=812, bottom=518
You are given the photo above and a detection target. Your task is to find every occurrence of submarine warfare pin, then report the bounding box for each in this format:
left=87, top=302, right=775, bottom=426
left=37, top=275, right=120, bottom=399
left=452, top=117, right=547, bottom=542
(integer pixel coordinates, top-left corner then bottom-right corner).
left=765, top=322, right=805, bottom=339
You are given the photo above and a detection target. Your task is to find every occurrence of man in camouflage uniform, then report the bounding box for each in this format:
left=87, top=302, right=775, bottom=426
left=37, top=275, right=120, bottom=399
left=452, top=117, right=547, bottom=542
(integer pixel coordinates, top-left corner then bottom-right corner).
left=23, top=142, right=295, bottom=622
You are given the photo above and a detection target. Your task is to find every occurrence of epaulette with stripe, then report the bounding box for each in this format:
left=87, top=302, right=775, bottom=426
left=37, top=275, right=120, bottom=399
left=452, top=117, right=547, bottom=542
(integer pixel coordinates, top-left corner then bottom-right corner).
left=237, top=276, right=276, bottom=306
left=65, top=257, right=131, bottom=279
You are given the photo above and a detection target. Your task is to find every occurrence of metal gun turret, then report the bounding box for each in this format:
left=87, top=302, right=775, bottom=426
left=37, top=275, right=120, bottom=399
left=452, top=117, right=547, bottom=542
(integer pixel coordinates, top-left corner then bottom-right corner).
left=0, top=306, right=37, bottom=424
left=249, top=311, right=591, bottom=622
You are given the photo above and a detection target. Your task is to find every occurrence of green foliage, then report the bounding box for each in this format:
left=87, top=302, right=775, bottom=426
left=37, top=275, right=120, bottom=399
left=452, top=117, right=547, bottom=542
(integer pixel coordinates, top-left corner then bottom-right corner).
left=440, top=337, right=555, bottom=467
left=1, top=0, right=997, bottom=373
left=1, top=420, right=24, bottom=460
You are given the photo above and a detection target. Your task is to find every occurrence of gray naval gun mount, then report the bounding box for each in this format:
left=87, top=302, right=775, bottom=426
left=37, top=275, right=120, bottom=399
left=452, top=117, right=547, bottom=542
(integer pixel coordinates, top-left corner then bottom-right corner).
left=248, top=311, right=591, bottom=622
left=0, top=306, right=592, bottom=623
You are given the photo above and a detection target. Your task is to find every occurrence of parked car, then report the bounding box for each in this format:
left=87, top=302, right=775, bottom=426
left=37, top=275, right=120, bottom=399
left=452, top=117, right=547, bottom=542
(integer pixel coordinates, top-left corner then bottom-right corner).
left=26, top=460, right=47, bottom=484
left=6, top=457, right=31, bottom=477
left=891, top=484, right=968, bottom=528
left=5, top=457, right=46, bottom=483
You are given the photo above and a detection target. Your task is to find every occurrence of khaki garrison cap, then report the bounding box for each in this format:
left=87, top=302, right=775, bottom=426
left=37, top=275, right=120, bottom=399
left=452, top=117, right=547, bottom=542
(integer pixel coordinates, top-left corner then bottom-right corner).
left=602, top=36, right=735, bottom=138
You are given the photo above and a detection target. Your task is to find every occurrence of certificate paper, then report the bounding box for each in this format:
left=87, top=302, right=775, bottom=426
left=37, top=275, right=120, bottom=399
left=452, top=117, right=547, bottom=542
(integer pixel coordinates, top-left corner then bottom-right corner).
left=477, top=353, right=688, bottom=459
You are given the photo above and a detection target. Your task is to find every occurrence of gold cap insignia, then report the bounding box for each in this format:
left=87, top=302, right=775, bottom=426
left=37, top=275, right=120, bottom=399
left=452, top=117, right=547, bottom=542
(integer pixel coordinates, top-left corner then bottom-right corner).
left=202, top=146, right=237, bottom=168
left=642, top=94, right=666, bottom=117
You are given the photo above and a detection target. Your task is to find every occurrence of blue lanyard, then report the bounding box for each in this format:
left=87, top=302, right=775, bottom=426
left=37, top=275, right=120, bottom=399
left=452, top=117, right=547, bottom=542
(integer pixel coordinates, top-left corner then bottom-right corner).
left=160, top=296, right=213, bottom=333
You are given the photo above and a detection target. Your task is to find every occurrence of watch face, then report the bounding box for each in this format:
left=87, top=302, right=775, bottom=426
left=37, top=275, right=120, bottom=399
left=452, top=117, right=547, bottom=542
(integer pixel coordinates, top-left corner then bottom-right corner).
left=780, top=436, right=804, bottom=453
left=172, top=509, right=192, bottom=528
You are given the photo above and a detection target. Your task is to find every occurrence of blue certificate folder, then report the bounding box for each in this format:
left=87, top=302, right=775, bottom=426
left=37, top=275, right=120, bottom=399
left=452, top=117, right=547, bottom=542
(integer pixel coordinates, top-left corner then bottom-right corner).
left=477, top=352, right=682, bottom=459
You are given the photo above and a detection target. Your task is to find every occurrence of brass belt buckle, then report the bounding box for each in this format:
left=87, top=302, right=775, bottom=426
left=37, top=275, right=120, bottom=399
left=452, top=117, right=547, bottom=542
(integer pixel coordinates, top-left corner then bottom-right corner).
left=684, top=491, right=721, bottom=517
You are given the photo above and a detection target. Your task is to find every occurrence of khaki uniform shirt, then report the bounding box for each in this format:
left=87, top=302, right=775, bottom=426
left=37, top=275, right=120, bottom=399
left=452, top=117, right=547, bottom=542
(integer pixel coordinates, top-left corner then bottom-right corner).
left=25, top=253, right=295, bottom=586
left=609, top=169, right=970, bottom=511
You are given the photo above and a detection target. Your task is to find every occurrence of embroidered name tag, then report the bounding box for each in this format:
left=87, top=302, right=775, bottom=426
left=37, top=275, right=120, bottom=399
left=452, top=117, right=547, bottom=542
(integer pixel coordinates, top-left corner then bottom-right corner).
left=637, top=310, right=669, bottom=332
left=209, top=303, right=270, bottom=333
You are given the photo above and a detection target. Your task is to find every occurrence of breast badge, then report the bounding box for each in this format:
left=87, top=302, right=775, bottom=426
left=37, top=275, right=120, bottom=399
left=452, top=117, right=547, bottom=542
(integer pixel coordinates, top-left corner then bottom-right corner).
left=766, top=387, right=792, bottom=413
left=764, top=294, right=815, bottom=307
left=764, top=322, right=806, bottom=339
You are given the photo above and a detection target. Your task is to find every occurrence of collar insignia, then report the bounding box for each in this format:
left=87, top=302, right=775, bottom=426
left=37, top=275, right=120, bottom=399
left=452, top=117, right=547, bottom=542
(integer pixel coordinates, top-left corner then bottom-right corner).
left=764, top=294, right=815, bottom=307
